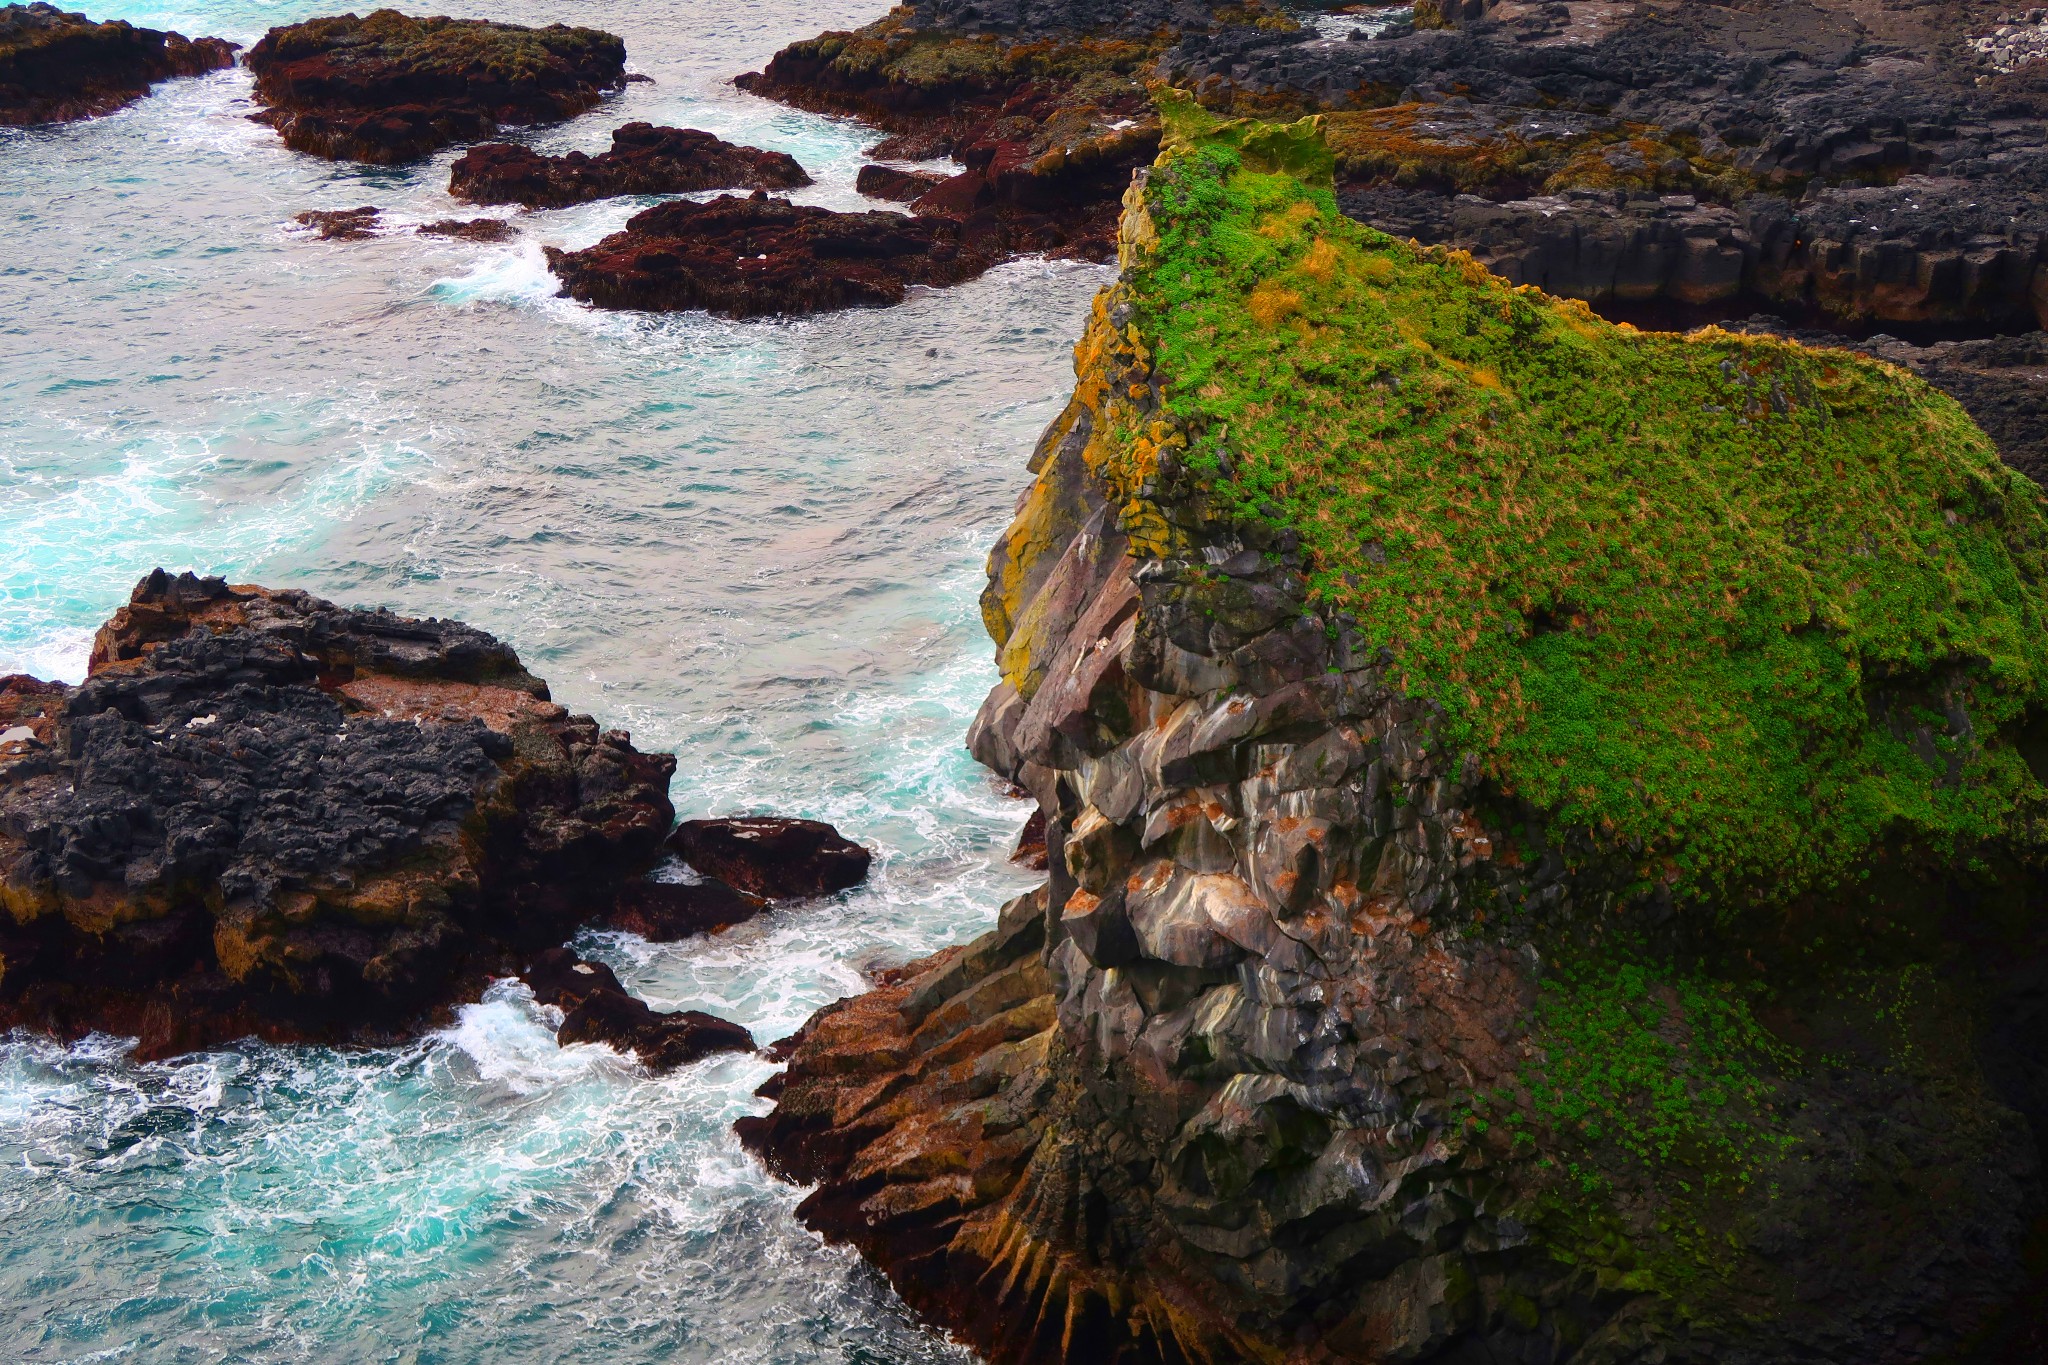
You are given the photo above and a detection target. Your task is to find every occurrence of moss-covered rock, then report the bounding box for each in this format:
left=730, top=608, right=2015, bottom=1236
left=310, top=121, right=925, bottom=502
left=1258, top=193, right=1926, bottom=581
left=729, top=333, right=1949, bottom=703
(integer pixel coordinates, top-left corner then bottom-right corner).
left=1128, top=91, right=2048, bottom=908
left=740, top=95, right=2048, bottom=1365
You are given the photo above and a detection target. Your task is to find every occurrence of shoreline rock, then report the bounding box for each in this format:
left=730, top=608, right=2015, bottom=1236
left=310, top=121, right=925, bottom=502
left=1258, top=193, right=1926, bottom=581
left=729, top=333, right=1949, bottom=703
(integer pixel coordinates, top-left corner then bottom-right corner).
left=245, top=9, right=626, bottom=164
left=544, top=191, right=1002, bottom=317
left=451, top=122, right=810, bottom=208
left=0, top=570, right=676, bottom=1058
left=0, top=2, right=235, bottom=125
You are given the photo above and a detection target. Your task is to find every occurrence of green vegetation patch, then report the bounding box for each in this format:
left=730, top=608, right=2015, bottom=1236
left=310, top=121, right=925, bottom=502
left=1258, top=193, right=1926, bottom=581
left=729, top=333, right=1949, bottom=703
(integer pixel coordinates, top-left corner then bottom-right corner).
left=1128, top=93, right=2048, bottom=900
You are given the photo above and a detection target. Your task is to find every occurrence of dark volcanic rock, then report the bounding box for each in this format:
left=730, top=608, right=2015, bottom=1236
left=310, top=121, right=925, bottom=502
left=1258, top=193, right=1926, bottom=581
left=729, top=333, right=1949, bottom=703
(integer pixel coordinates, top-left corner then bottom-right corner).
left=543, top=191, right=1001, bottom=317
left=450, top=122, right=811, bottom=208
left=603, top=877, right=766, bottom=940
left=0, top=2, right=235, bottom=125
left=0, top=570, right=676, bottom=1058
left=245, top=8, right=626, bottom=164
left=523, top=946, right=754, bottom=1072
left=855, top=163, right=949, bottom=202
left=668, top=817, right=870, bottom=900
left=293, top=205, right=382, bottom=239
left=416, top=216, right=512, bottom=241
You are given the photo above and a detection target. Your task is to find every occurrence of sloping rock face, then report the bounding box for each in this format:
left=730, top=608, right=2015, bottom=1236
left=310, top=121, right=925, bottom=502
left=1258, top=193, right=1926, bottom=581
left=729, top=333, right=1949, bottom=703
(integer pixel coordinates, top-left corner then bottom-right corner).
left=244, top=9, right=626, bottom=163
left=0, top=2, right=235, bottom=125
left=740, top=110, right=2048, bottom=1364
left=0, top=571, right=675, bottom=1058
left=450, top=123, right=811, bottom=208
left=544, top=191, right=1002, bottom=317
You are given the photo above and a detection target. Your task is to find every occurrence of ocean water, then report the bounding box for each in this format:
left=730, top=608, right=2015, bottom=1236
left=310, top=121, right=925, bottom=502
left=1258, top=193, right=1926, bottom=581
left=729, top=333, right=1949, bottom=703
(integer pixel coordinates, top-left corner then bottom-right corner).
left=0, top=1, right=1106, bottom=1358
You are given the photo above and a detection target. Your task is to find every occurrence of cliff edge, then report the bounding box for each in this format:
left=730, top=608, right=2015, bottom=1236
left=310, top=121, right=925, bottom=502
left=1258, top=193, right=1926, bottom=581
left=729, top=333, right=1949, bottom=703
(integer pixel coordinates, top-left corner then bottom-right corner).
left=739, top=98, right=2048, bottom=1364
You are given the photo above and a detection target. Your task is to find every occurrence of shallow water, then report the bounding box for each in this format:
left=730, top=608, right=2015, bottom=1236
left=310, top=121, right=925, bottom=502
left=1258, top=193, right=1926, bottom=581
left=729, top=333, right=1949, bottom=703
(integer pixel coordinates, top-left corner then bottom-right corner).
left=0, top=1, right=1105, bottom=1358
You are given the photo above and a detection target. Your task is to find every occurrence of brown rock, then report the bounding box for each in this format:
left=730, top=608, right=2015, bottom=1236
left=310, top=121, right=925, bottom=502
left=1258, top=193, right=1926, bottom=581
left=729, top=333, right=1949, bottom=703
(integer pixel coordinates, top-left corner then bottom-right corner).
left=543, top=191, right=1001, bottom=317
left=294, top=205, right=382, bottom=240
left=603, top=877, right=766, bottom=940
left=451, top=123, right=810, bottom=208
left=244, top=9, right=626, bottom=164
left=0, top=2, right=236, bottom=125
left=668, top=816, right=870, bottom=900
left=417, top=216, right=513, bottom=241
left=855, top=163, right=948, bottom=202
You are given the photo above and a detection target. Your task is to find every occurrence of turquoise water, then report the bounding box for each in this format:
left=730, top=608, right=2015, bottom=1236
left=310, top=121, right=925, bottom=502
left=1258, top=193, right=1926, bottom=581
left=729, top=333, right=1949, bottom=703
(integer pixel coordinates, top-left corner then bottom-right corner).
left=0, top=2, right=1105, bottom=1358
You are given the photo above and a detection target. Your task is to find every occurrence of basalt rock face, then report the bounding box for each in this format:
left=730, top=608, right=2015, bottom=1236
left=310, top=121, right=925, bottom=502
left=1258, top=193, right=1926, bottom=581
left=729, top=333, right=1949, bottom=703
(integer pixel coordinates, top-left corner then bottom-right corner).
left=543, top=191, right=1002, bottom=317
left=450, top=123, right=811, bottom=209
left=0, top=571, right=676, bottom=1058
left=0, top=2, right=235, bottom=125
left=245, top=9, right=626, bottom=164
left=741, top=113, right=2048, bottom=1364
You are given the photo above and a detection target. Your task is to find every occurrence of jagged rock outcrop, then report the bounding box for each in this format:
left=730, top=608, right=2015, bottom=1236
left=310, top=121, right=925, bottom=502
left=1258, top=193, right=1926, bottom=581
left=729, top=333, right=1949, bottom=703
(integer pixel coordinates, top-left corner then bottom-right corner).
left=0, top=570, right=677, bottom=1058
left=450, top=123, right=810, bottom=208
left=855, top=163, right=949, bottom=202
left=523, top=947, right=754, bottom=1072
left=0, top=2, right=234, bottom=125
left=244, top=9, right=626, bottom=163
left=741, top=106, right=2048, bottom=1365
left=543, top=191, right=1003, bottom=317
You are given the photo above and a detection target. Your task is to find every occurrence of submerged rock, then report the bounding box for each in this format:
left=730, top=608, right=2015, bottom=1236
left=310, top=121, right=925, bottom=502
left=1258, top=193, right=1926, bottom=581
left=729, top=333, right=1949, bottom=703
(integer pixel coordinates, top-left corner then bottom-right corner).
left=244, top=9, right=626, bottom=164
left=668, top=817, right=871, bottom=901
left=523, top=947, right=753, bottom=1072
left=740, top=104, right=2048, bottom=1365
left=450, top=122, right=810, bottom=208
left=415, top=216, right=513, bottom=241
left=293, top=205, right=383, bottom=239
left=0, top=2, right=235, bottom=125
left=603, top=877, right=766, bottom=940
left=543, top=191, right=1000, bottom=317
left=0, top=570, right=676, bottom=1058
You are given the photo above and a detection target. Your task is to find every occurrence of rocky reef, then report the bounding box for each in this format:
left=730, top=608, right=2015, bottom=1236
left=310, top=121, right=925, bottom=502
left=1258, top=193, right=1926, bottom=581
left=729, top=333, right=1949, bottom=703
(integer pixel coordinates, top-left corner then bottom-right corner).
left=544, top=191, right=1002, bottom=317
left=450, top=122, right=811, bottom=209
left=739, top=104, right=2048, bottom=1364
left=0, top=2, right=234, bottom=125
left=244, top=8, right=626, bottom=163
left=0, top=570, right=677, bottom=1058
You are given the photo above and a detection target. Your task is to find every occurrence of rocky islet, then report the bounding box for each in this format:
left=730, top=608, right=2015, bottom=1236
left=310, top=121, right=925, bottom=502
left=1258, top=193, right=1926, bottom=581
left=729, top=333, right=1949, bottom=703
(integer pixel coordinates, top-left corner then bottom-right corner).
left=450, top=122, right=812, bottom=208
left=0, top=1, right=235, bottom=125
left=243, top=8, right=628, bottom=163
left=0, top=570, right=851, bottom=1075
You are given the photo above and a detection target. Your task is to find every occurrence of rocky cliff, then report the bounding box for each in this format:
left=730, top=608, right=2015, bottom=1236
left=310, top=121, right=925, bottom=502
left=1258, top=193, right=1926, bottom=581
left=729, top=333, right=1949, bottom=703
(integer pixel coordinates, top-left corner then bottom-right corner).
left=739, top=102, right=2048, bottom=1364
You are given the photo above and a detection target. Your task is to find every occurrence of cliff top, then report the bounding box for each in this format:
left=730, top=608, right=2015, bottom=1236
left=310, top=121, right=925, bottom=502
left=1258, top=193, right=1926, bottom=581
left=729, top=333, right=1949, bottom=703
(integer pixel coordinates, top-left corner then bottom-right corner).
left=1121, top=93, right=2048, bottom=900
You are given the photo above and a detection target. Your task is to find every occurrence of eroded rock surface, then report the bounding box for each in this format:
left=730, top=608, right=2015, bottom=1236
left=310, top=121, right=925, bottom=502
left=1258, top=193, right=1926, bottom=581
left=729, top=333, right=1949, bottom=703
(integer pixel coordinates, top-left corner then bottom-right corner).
left=544, top=191, right=1001, bottom=316
left=450, top=122, right=811, bottom=208
left=0, top=570, right=676, bottom=1057
left=0, top=2, right=234, bottom=125
left=245, top=8, right=626, bottom=163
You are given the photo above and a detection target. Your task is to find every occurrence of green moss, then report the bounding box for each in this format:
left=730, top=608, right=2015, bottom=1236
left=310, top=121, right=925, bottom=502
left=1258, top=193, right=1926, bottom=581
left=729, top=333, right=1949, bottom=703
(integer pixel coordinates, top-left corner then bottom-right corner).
left=1124, top=93, right=2048, bottom=903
